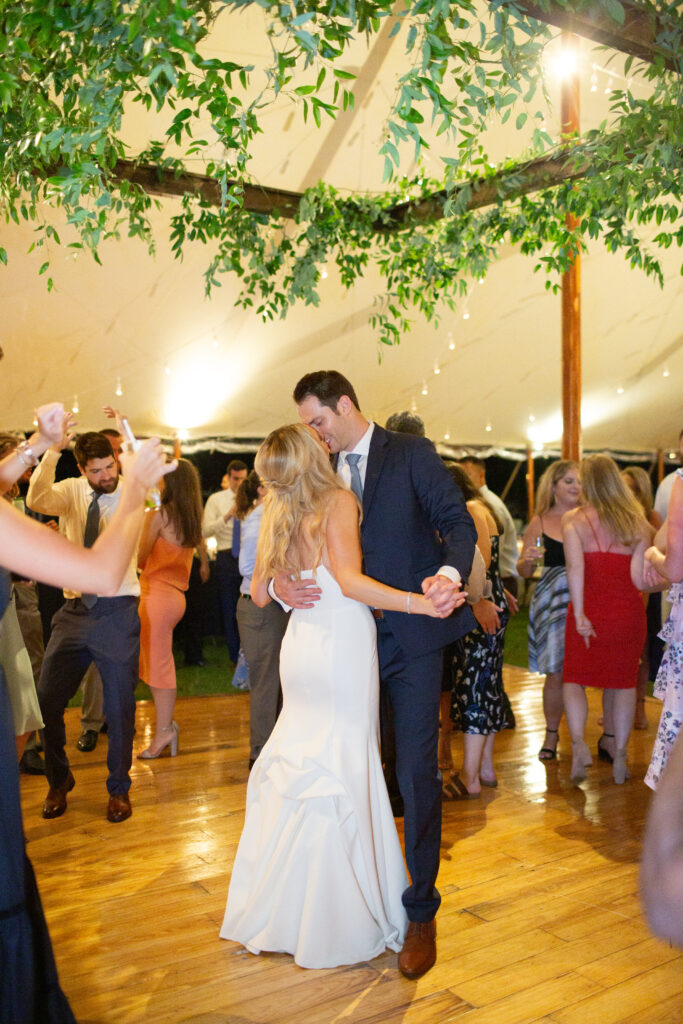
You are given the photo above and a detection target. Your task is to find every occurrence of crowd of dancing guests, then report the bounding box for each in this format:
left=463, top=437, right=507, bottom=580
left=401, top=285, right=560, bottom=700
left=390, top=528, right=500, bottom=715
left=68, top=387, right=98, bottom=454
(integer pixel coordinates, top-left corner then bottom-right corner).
left=3, top=376, right=683, bottom=1010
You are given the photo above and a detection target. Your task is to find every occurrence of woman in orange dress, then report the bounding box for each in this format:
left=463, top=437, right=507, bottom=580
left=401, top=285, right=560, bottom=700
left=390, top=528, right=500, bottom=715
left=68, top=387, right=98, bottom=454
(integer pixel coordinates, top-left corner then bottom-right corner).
left=137, top=459, right=205, bottom=759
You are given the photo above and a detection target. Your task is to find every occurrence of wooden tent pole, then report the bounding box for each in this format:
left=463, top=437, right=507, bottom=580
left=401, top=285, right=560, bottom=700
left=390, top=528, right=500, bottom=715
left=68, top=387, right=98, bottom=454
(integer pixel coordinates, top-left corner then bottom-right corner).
left=657, top=449, right=665, bottom=484
left=526, top=448, right=535, bottom=522
left=561, top=33, right=582, bottom=463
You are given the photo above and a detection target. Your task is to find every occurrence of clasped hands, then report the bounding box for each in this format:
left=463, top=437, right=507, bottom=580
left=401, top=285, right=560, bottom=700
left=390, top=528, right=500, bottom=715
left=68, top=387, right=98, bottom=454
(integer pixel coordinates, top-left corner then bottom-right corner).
left=273, top=572, right=466, bottom=616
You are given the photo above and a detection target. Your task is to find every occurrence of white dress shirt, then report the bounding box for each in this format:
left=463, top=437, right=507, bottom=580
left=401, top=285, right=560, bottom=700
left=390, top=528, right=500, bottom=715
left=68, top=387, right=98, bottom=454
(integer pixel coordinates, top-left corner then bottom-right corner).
left=202, top=489, right=237, bottom=551
left=26, top=448, right=140, bottom=600
left=480, top=485, right=519, bottom=580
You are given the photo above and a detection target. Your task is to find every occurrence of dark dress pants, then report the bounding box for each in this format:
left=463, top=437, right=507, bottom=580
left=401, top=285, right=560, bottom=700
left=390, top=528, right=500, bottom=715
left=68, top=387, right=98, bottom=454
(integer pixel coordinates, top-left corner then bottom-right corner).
left=215, top=549, right=242, bottom=663
left=37, top=597, right=140, bottom=796
left=376, top=618, right=443, bottom=923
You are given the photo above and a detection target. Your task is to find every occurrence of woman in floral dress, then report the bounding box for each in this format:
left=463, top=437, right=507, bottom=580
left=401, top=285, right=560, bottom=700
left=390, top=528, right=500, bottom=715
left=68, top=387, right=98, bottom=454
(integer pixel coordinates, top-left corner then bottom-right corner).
left=643, top=468, right=683, bottom=790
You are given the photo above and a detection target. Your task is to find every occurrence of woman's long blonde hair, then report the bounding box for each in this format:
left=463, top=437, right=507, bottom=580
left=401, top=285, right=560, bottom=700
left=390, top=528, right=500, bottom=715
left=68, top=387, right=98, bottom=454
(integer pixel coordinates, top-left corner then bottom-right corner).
left=534, top=460, right=580, bottom=516
left=254, top=424, right=346, bottom=578
left=581, top=454, right=645, bottom=545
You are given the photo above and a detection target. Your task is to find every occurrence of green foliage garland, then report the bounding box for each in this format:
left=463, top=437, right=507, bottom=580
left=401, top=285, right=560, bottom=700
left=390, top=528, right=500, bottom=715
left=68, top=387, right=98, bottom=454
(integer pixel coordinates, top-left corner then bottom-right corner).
left=0, top=0, right=681, bottom=342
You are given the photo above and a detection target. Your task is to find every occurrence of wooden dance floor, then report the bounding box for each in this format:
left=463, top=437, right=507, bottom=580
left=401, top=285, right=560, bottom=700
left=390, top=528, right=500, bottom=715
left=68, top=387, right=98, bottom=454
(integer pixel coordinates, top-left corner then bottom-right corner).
left=20, top=667, right=683, bottom=1024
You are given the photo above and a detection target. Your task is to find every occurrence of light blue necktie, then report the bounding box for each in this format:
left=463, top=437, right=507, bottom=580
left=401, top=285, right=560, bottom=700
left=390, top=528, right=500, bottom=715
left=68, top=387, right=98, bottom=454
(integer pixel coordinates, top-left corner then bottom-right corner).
left=346, top=453, right=363, bottom=502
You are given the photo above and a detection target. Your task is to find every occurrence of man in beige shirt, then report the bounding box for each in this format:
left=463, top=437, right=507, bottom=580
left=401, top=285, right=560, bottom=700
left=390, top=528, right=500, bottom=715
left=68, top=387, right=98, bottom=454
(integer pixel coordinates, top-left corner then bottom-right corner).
left=27, top=429, right=140, bottom=823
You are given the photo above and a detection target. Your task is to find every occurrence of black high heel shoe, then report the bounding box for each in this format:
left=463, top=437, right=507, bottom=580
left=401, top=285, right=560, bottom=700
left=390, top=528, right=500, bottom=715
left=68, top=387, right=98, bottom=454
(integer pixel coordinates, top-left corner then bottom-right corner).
left=597, top=733, right=614, bottom=764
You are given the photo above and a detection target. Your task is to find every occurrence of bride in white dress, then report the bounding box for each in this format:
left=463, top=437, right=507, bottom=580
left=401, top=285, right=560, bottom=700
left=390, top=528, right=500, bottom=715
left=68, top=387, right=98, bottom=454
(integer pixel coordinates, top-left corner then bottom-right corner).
left=220, top=424, right=447, bottom=969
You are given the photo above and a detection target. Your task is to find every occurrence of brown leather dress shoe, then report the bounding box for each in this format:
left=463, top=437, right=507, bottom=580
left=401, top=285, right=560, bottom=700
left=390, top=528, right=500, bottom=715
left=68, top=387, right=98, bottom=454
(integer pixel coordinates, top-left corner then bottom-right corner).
left=398, top=919, right=437, bottom=979
left=42, top=771, right=75, bottom=819
left=106, top=792, right=132, bottom=823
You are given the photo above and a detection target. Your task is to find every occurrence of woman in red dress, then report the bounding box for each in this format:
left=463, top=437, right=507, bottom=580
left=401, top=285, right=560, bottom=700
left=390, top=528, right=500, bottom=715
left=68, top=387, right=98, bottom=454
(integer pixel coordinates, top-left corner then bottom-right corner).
left=562, top=455, right=653, bottom=786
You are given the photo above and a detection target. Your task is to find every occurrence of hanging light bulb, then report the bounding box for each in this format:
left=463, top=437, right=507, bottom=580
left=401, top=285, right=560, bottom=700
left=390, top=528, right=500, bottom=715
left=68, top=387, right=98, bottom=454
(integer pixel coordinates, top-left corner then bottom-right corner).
left=421, top=382, right=428, bottom=396
left=462, top=307, right=470, bottom=321
left=485, top=421, right=492, bottom=433
left=528, top=414, right=535, bottom=423
left=590, top=70, right=598, bottom=93
left=605, top=76, right=613, bottom=95
left=72, top=395, right=79, bottom=414
left=663, top=367, right=670, bottom=378
left=115, top=376, right=123, bottom=397
left=444, top=431, right=450, bottom=441
left=447, top=331, right=455, bottom=351
left=434, top=364, right=441, bottom=375
left=164, top=364, right=171, bottom=376
left=616, top=385, right=624, bottom=395
left=411, top=399, right=418, bottom=413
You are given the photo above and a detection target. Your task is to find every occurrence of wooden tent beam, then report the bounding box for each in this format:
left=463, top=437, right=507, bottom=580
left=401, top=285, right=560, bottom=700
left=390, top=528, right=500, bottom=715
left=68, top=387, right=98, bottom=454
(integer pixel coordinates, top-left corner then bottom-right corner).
left=507, top=1, right=679, bottom=72
left=112, top=145, right=591, bottom=225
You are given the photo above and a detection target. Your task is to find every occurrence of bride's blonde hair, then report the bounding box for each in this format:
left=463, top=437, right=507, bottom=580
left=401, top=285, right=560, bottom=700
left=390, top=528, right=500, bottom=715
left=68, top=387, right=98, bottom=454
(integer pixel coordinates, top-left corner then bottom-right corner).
left=254, top=423, right=345, bottom=578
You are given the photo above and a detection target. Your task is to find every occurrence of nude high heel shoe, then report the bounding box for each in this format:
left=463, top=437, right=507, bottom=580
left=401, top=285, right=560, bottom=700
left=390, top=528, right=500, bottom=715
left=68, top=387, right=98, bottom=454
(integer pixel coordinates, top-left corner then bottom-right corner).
left=570, top=740, right=592, bottom=785
left=137, top=722, right=179, bottom=760
left=613, top=748, right=630, bottom=784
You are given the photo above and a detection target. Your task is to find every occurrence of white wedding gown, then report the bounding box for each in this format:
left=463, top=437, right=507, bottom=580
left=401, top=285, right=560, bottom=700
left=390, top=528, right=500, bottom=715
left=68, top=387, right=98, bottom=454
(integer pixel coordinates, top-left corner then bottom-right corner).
left=220, top=565, right=408, bottom=968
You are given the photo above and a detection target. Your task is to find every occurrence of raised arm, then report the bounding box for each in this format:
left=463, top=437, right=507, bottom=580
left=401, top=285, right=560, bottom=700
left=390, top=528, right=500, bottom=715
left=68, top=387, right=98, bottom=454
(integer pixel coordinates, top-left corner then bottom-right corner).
left=0, top=403, right=68, bottom=495
left=0, top=440, right=174, bottom=594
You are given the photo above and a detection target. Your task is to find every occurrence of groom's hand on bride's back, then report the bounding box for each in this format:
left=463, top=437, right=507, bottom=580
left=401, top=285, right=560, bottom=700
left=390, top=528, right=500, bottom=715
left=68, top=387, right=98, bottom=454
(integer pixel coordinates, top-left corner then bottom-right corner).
left=273, top=574, right=323, bottom=609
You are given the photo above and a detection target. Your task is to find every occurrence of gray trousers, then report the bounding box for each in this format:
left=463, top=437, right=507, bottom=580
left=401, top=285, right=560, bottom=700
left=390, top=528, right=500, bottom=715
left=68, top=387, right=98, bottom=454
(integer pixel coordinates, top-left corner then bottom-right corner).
left=236, top=595, right=288, bottom=762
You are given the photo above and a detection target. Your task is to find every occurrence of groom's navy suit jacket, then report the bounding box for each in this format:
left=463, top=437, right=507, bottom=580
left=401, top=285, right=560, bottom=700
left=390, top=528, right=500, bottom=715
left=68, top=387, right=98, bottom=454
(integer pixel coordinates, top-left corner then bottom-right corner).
left=352, top=425, right=477, bottom=658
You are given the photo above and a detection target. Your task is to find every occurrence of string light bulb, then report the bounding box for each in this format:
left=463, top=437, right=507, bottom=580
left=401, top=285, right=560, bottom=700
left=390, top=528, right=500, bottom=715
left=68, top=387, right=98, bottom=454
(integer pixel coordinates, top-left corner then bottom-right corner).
left=115, top=377, right=123, bottom=397
left=444, top=431, right=450, bottom=441
left=72, top=395, right=79, bottom=414
left=434, top=364, right=441, bottom=375
left=663, top=367, right=670, bottom=378
left=485, top=421, right=492, bottom=433
left=616, top=385, right=624, bottom=395
left=590, top=70, right=598, bottom=93
left=462, top=307, right=470, bottom=321
left=164, top=364, right=171, bottom=376
left=605, top=76, right=613, bottom=95
left=447, top=332, right=455, bottom=351
left=421, top=382, right=428, bottom=396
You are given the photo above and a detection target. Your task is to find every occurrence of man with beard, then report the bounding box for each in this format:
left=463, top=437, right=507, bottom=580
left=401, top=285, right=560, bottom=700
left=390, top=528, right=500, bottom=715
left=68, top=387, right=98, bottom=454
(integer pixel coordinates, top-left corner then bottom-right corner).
left=27, top=427, right=141, bottom=823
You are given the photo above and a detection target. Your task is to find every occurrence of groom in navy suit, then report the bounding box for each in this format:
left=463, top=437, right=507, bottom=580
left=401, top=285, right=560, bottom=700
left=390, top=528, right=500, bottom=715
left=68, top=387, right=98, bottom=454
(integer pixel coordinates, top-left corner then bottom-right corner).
left=274, top=370, right=477, bottom=978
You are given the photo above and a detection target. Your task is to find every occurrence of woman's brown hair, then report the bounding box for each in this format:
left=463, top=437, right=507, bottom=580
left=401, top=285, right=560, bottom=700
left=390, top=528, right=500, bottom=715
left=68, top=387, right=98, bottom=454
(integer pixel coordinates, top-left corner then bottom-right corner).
left=160, top=458, right=203, bottom=548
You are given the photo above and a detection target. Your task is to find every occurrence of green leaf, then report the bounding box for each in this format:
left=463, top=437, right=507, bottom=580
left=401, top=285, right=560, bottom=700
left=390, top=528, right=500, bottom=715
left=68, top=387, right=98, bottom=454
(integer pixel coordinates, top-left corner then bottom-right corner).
left=603, top=0, right=625, bottom=26
left=516, top=112, right=527, bottom=130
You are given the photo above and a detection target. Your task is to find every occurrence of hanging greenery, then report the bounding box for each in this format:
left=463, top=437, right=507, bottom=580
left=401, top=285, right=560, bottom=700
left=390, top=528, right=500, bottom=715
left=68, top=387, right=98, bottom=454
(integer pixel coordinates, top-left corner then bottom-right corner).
left=0, top=0, right=681, bottom=344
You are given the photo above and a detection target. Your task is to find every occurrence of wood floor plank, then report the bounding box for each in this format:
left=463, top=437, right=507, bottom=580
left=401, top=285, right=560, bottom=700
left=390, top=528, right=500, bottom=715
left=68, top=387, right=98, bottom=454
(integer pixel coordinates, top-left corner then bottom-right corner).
left=18, top=669, right=683, bottom=1024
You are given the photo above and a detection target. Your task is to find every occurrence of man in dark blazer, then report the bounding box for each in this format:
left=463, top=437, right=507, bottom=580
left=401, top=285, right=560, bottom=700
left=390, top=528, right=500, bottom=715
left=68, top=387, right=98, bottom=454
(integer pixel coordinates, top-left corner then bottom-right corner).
left=273, top=370, right=477, bottom=979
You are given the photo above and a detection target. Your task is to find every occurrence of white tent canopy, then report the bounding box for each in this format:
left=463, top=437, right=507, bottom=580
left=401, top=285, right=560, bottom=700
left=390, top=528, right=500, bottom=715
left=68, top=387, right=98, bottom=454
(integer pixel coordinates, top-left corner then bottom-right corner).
left=1, top=5, right=681, bottom=453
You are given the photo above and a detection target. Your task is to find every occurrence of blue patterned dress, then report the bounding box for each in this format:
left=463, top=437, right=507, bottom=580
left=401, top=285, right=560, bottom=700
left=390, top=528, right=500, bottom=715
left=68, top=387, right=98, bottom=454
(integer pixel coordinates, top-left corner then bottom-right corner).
left=645, top=467, right=683, bottom=790
left=645, top=579, right=683, bottom=791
